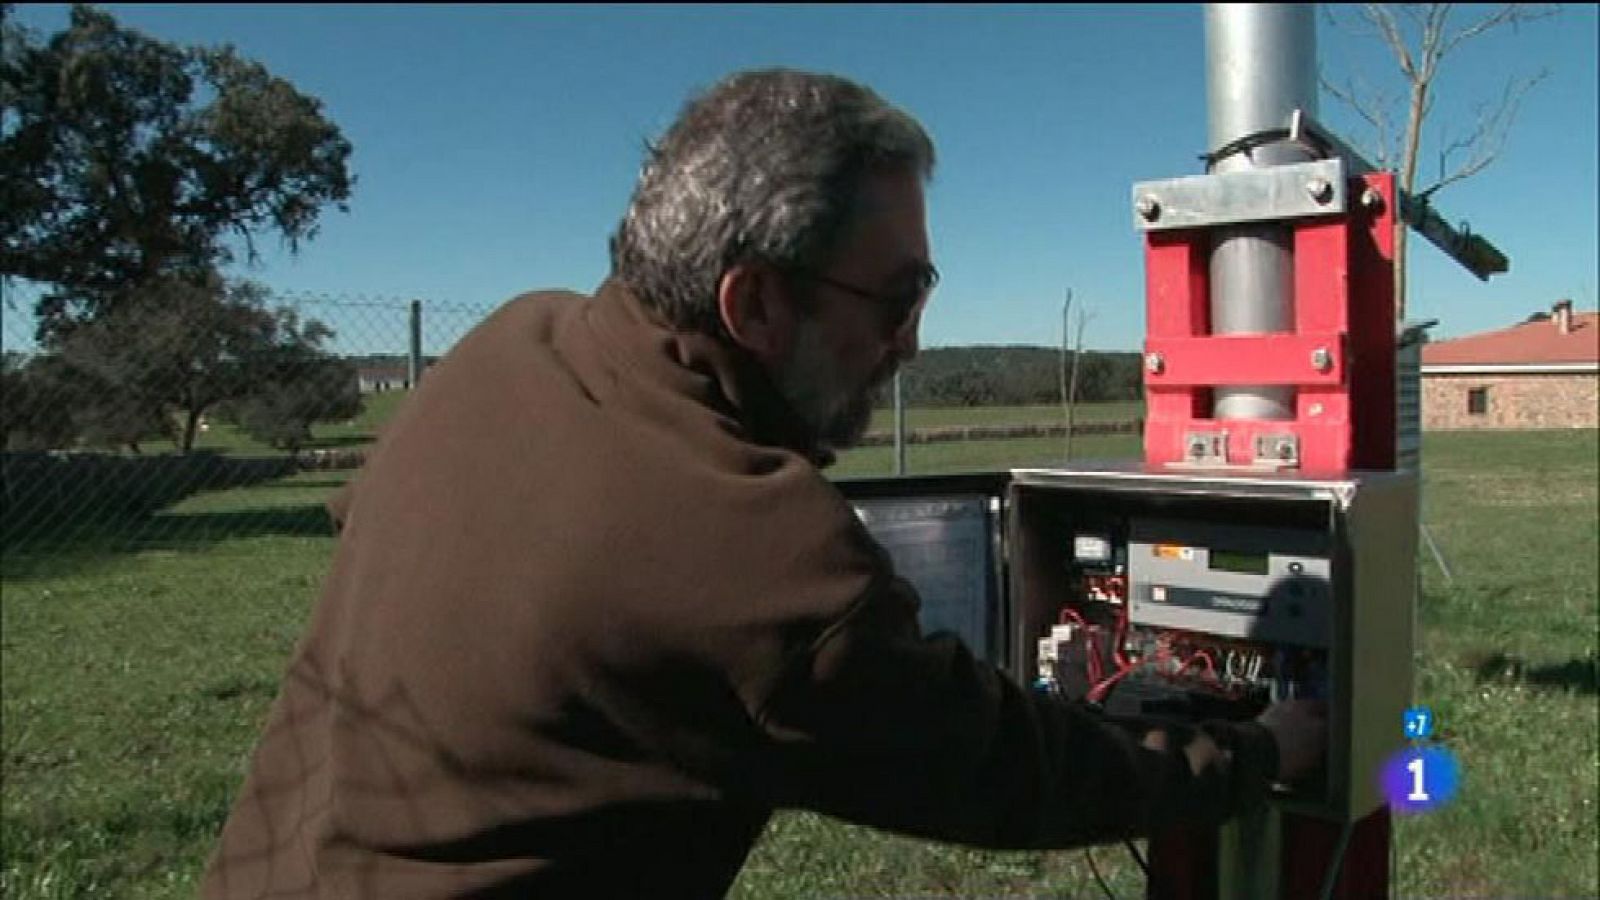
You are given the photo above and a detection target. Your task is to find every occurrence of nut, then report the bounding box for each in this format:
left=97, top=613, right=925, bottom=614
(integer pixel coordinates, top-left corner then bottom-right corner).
left=1136, top=195, right=1161, bottom=222
left=1360, top=187, right=1386, bottom=212
left=1145, top=352, right=1165, bottom=374
left=1311, top=347, right=1333, bottom=372
left=1306, top=177, right=1335, bottom=204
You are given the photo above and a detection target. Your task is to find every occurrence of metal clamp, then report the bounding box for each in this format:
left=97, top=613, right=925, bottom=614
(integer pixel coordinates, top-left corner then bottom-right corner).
left=1289, top=109, right=1508, bottom=281
left=1181, top=431, right=1229, bottom=466
left=1253, top=433, right=1300, bottom=468
left=1132, top=159, right=1348, bottom=232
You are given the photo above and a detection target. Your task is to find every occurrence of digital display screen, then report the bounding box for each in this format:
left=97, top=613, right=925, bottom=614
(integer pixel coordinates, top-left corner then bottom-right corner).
left=1209, top=548, right=1270, bottom=575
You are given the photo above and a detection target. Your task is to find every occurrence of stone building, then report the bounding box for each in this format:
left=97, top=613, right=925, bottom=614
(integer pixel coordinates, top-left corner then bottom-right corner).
left=1421, top=300, right=1599, bottom=430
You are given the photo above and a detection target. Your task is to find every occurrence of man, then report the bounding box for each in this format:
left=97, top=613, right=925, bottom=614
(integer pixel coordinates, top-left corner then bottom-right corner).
left=202, top=68, right=1323, bottom=898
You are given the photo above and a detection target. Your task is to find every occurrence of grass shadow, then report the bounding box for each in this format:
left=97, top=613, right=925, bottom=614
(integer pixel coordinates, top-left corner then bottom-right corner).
left=3, top=504, right=337, bottom=583
left=245, top=478, right=350, bottom=490
left=1471, top=651, right=1599, bottom=696
left=145, top=506, right=338, bottom=542
left=300, top=434, right=374, bottom=451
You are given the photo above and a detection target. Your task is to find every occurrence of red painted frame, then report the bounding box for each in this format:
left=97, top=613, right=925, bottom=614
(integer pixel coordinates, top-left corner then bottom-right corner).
left=1142, top=172, right=1398, bottom=472
left=1142, top=171, right=1400, bottom=899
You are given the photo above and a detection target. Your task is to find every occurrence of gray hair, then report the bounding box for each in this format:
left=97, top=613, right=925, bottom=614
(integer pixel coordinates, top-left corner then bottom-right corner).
left=609, top=69, right=935, bottom=337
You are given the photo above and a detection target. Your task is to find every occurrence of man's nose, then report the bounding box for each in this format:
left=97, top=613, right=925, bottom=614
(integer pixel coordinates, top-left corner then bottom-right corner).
left=893, top=308, right=922, bottom=362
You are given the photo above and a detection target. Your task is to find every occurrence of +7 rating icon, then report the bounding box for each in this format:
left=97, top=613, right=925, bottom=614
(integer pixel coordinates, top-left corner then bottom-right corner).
left=1403, top=706, right=1434, bottom=740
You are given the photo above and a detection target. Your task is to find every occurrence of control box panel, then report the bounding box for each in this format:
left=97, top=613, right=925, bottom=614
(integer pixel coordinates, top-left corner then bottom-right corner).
left=1126, top=518, right=1333, bottom=649
left=842, top=463, right=1417, bottom=822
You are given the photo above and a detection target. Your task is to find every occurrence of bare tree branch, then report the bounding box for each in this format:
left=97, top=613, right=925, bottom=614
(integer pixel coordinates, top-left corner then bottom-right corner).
left=1363, top=4, right=1417, bottom=79
left=1418, top=69, right=1548, bottom=198
left=1433, top=128, right=1480, bottom=189
left=1442, top=5, right=1518, bottom=54
left=1421, top=5, right=1451, bottom=81
left=1323, top=4, right=1388, bottom=44
left=1321, top=72, right=1400, bottom=168
left=1441, top=4, right=1558, bottom=57
left=1322, top=2, right=1556, bottom=318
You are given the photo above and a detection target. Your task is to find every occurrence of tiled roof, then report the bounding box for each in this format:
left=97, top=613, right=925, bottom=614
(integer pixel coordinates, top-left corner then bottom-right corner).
left=1422, top=311, right=1599, bottom=367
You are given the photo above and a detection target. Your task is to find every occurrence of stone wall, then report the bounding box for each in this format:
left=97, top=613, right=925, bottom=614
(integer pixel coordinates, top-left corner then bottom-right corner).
left=856, top=418, right=1142, bottom=447
left=1422, top=372, right=1598, bottom=430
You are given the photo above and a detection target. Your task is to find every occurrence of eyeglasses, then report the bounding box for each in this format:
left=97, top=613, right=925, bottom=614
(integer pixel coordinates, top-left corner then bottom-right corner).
left=795, top=262, right=939, bottom=337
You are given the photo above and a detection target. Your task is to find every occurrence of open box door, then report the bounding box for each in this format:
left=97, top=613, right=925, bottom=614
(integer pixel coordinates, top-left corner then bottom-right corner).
left=836, top=472, right=1014, bottom=671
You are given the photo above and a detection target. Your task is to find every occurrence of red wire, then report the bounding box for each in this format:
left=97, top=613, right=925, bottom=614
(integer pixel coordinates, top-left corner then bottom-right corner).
left=1087, top=667, right=1131, bottom=703
left=1058, top=606, right=1087, bottom=626
left=1177, top=650, right=1217, bottom=679
left=1088, top=655, right=1144, bottom=703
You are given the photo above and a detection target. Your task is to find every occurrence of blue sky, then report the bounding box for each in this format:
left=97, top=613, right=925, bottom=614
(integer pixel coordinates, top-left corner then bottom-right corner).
left=7, top=3, right=1597, bottom=352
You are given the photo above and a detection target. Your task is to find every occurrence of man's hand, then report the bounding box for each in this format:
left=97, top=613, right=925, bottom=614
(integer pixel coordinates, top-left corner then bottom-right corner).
left=1256, top=699, right=1327, bottom=782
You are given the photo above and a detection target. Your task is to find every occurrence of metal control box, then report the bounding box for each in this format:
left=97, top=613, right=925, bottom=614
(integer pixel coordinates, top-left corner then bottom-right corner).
left=1126, top=518, right=1334, bottom=649
left=840, top=462, right=1417, bottom=822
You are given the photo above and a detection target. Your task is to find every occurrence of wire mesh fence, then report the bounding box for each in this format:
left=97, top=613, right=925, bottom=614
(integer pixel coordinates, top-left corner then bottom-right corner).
left=2, top=281, right=496, bottom=564
left=3, top=280, right=1142, bottom=568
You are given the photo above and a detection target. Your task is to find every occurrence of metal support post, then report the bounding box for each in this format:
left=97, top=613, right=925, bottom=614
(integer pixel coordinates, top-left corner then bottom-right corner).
left=1204, top=3, right=1317, bottom=421
left=893, top=370, right=907, bottom=475
left=409, top=299, right=423, bottom=389
left=1206, top=29, right=1316, bottom=887
left=1146, top=5, right=1394, bottom=899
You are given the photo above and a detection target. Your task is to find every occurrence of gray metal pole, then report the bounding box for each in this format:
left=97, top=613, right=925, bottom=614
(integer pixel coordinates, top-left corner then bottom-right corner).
left=893, top=370, right=906, bottom=475
left=1204, top=6, right=1316, bottom=897
left=409, top=299, right=423, bottom=389
left=1204, top=4, right=1317, bottom=421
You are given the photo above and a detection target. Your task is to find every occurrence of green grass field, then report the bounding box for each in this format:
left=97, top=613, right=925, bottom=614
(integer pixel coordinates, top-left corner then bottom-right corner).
left=2, top=419, right=1595, bottom=898
left=188, top=390, right=413, bottom=455
left=183, top=392, right=1142, bottom=457
left=865, top=402, right=1144, bottom=433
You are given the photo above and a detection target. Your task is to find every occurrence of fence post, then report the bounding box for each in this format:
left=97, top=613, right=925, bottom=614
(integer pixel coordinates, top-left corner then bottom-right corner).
left=409, top=300, right=423, bottom=389
left=893, top=370, right=906, bottom=475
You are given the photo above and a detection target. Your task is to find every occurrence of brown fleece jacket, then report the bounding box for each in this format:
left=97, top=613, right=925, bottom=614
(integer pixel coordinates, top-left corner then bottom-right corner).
left=200, top=279, right=1276, bottom=899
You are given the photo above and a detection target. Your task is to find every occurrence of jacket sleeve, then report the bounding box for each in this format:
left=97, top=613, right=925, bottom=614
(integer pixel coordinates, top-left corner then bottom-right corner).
left=748, top=569, right=1279, bottom=850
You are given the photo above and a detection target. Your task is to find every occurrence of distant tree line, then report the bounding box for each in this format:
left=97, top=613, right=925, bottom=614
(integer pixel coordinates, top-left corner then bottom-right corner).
left=1, top=6, right=1139, bottom=457
left=2, top=277, right=360, bottom=453
left=883, top=346, right=1143, bottom=408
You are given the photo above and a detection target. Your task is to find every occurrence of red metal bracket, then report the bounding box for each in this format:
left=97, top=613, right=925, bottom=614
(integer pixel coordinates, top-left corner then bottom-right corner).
left=1142, top=172, right=1398, bottom=472
left=1145, top=333, right=1347, bottom=387
left=1142, top=172, right=1401, bottom=898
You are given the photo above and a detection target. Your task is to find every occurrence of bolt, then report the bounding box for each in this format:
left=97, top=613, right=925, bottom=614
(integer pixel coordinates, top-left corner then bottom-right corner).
left=1311, top=347, right=1333, bottom=372
left=1306, top=177, right=1335, bottom=204
left=1145, top=352, right=1165, bottom=374
left=1278, top=440, right=1296, bottom=461
left=1189, top=439, right=1208, bottom=459
left=1360, top=188, right=1385, bottom=212
left=1136, top=195, right=1161, bottom=222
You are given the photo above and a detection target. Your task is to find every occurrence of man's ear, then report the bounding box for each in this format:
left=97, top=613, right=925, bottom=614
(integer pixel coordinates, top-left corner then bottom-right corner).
left=717, top=263, right=795, bottom=367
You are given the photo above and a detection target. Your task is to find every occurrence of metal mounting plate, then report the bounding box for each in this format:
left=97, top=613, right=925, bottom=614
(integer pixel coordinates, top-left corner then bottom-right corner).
left=1132, top=158, right=1347, bottom=231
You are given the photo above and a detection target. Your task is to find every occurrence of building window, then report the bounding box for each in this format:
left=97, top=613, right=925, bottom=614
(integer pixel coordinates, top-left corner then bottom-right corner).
left=1467, top=387, right=1489, bottom=416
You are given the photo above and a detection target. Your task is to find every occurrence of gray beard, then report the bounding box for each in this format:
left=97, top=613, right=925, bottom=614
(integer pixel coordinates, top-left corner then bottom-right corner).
left=774, top=320, right=883, bottom=451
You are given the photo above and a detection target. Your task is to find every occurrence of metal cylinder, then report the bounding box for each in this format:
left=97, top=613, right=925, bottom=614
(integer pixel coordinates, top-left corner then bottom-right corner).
left=409, top=299, right=423, bottom=389
left=1204, top=3, right=1317, bottom=421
